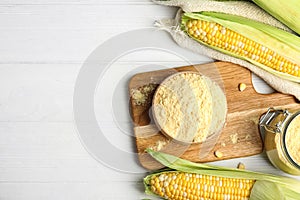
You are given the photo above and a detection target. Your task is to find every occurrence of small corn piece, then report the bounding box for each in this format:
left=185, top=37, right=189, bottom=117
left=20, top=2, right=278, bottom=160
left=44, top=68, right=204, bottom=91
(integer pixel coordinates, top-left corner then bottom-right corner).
left=148, top=171, right=255, bottom=200
left=214, top=150, right=223, bottom=158
left=182, top=12, right=300, bottom=82
left=252, top=0, right=300, bottom=35
left=237, top=162, right=246, bottom=170
left=238, top=83, right=247, bottom=92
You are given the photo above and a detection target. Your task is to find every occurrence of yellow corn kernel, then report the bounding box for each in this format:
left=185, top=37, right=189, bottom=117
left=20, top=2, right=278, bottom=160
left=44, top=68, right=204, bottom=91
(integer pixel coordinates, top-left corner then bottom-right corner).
left=238, top=83, right=247, bottom=91
left=148, top=172, right=255, bottom=200
left=237, top=162, right=246, bottom=169
left=214, top=150, right=223, bottom=158
left=185, top=19, right=300, bottom=78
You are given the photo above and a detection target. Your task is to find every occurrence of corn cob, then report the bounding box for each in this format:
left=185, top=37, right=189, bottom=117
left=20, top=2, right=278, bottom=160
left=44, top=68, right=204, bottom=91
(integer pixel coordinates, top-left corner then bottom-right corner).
left=252, top=0, right=300, bottom=35
left=144, top=149, right=300, bottom=200
left=181, top=12, right=300, bottom=83
left=148, top=171, right=255, bottom=200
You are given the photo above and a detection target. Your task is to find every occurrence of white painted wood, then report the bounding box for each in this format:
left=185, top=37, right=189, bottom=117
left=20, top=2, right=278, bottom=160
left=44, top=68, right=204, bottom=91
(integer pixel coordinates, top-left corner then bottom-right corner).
left=0, top=182, right=152, bottom=200
left=0, top=4, right=177, bottom=63
left=0, top=0, right=154, bottom=5
left=0, top=1, right=299, bottom=199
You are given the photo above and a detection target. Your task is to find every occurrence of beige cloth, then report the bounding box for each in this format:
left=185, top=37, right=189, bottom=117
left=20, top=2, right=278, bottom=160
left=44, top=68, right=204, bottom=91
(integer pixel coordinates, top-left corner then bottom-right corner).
left=153, top=0, right=300, bottom=100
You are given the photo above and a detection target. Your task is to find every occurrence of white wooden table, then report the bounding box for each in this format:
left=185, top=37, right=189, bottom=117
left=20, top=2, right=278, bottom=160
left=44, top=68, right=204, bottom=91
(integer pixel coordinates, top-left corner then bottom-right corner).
left=0, top=1, right=299, bottom=199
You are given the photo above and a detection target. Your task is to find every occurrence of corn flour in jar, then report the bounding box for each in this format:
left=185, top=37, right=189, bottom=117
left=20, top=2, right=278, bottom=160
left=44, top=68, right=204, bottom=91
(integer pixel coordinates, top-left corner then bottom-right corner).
left=285, top=115, right=300, bottom=165
left=262, top=109, right=300, bottom=175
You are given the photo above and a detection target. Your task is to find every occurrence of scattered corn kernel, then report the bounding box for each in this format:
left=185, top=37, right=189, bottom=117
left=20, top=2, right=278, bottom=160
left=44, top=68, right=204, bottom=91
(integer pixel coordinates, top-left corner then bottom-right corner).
left=238, top=83, right=247, bottom=91
left=214, top=150, right=223, bottom=158
left=237, top=162, right=246, bottom=170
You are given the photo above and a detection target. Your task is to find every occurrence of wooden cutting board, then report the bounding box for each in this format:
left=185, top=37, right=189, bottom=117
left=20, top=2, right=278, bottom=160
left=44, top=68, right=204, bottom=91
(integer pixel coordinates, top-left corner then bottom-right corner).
left=128, top=62, right=299, bottom=170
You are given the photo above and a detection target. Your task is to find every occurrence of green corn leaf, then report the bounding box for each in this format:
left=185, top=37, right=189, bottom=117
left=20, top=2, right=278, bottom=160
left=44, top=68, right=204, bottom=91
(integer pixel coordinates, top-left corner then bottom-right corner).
left=250, top=180, right=300, bottom=200
left=252, top=0, right=300, bottom=35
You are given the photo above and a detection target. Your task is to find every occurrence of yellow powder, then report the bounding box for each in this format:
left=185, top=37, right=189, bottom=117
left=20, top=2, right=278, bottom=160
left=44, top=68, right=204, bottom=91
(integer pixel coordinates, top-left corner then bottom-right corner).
left=274, top=133, right=295, bottom=170
left=265, top=127, right=300, bottom=175
left=264, top=112, right=300, bottom=175
left=153, top=72, right=213, bottom=143
left=148, top=140, right=169, bottom=152
left=131, top=83, right=157, bottom=106
left=230, top=133, right=238, bottom=144
left=131, top=90, right=145, bottom=105
left=285, top=114, right=300, bottom=165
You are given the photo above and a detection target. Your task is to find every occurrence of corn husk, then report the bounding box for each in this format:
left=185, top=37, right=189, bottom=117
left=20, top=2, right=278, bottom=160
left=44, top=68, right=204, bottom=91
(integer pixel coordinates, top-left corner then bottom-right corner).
left=144, top=149, right=300, bottom=200
left=252, top=0, right=300, bottom=35
left=153, top=0, right=291, bottom=32
left=181, top=12, right=300, bottom=83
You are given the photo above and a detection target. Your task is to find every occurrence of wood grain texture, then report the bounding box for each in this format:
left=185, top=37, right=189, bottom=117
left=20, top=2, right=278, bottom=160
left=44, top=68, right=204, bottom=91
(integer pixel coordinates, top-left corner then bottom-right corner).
left=129, top=62, right=299, bottom=170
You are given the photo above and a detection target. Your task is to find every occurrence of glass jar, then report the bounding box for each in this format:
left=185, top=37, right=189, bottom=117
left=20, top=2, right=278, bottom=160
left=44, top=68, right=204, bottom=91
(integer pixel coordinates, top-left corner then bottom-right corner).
left=259, top=108, right=300, bottom=175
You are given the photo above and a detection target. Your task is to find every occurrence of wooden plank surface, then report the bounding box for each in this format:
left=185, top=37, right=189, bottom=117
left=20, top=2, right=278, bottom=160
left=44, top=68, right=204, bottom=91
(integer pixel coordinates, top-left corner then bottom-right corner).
left=1, top=1, right=300, bottom=199
left=129, top=62, right=299, bottom=170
